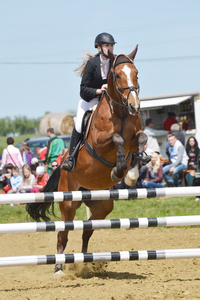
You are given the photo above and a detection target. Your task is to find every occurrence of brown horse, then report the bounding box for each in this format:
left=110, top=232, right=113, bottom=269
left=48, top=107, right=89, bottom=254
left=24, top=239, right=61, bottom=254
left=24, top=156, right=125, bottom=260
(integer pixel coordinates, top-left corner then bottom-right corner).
left=26, top=45, right=148, bottom=275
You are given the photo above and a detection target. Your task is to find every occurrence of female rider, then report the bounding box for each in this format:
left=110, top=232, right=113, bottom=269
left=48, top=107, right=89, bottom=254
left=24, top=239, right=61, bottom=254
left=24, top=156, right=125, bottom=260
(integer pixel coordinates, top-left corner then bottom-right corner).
left=62, top=32, right=116, bottom=171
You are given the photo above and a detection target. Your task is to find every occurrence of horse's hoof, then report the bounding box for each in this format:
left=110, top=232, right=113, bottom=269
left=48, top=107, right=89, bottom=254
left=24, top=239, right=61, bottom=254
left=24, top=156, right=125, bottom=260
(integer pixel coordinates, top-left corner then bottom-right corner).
left=111, top=169, right=123, bottom=183
left=124, top=167, right=139, bottom=187
left=54, top=270, right=65, bottom=279
left=124, top=176, right=137, bottom=187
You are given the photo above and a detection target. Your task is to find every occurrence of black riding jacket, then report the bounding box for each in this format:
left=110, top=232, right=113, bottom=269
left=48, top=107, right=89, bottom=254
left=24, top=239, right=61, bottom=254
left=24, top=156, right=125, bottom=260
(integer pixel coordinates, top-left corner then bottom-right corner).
left=80, top=53, right=111, bottom=102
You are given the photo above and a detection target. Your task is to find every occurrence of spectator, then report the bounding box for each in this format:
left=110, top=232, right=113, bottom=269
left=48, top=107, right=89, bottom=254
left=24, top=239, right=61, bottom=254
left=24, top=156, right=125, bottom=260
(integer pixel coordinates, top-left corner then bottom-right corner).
left=31, top=166, right=49, bottom=193
left=45, top=128, right=65, bottom=174
left=163, top=133, right=188, bottom=187
left=31, top=157, right=39, bottom=165
left=1, top=163, right=13, bottom=194
left=30, top=163, right=39, bottom=177
left=49, top=160, right=58, bottom=177
left=142, top=152, right=163, bottom=188
left=0, top=137, right=24, bottom=172
left=8, top=166, right=22, bottom=194
left=166, top=123, right=185, bottom=159
left=18, top=164, right=35, bottom=193
left=143, top=118, right=166, bottom=154
left=163, top=112, right=177, bottom=131
left=186, top=136, right=199, bottom=170
left=20, top=141, right=33, bottom=166
left=170, top=123, right=185, bottom=146
left=192, top=154, right=200, bottom=201
left=184, top=113, right=194, bottom=131
left=185, top=137, right=199, bottom=186
left=34, top=146, right=47, bottom=160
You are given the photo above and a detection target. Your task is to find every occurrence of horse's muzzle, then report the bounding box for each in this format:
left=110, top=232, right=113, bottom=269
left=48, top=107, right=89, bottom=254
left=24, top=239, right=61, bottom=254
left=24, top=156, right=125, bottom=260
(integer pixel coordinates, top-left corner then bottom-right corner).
left=128, top=103, right=140, bottom=115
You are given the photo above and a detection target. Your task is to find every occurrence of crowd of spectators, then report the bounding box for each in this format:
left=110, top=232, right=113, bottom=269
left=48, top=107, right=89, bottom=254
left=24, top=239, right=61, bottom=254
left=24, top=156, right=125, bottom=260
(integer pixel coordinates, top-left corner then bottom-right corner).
left=1, top=121, right=200, bottom=202
left=0, top=128, right=66, bottom=204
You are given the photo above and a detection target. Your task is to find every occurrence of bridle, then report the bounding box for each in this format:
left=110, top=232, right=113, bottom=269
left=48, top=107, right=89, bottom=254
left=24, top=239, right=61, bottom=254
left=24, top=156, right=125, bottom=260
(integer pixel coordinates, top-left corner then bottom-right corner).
left=105, top=62, right=140, bottom=108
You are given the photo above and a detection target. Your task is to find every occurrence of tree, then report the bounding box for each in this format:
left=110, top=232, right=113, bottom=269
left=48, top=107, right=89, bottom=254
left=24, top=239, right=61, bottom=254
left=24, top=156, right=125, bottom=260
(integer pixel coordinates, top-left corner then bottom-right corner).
left=0, top=116, right=41, bottom=136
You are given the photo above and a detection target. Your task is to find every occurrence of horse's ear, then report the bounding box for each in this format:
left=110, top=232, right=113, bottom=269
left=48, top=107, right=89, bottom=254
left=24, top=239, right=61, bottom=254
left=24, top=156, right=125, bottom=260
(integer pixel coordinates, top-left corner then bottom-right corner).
left=127, top=44, right=138, bottom=60
left=108, top=50, right=116, bottom=63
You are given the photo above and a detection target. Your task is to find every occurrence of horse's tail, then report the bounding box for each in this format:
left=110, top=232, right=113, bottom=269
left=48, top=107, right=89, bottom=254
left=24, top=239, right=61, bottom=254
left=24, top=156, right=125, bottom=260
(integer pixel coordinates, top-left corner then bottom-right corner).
left=26, top=166, right=61, bottom=222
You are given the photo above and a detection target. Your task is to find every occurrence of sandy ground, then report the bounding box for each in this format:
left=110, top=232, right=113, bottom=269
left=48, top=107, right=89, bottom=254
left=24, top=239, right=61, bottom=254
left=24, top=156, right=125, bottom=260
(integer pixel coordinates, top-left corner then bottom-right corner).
left=0, top=226, right=200, bottom=300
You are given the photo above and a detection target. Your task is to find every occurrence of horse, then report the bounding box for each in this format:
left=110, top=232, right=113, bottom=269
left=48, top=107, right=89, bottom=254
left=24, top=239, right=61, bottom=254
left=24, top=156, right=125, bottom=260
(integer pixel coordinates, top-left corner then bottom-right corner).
left=26, top=45, right=148, bottom=276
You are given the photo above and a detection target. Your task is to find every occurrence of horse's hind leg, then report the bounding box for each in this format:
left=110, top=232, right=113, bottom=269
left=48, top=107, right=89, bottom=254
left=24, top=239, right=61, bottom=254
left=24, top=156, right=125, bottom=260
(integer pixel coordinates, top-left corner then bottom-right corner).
left=82, top=199, right=113, bottom=253
left=55, top=202, right=79, bottom=273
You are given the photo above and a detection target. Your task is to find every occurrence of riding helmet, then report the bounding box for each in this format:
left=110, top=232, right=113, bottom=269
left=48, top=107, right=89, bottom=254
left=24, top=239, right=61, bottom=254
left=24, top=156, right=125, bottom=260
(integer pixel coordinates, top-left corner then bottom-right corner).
left=94, top=32, right=116, bottom=48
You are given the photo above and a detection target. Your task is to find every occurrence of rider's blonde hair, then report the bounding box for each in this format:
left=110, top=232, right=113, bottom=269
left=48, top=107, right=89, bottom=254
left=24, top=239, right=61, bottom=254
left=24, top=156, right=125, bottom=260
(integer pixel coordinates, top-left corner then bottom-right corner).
left=75, top=52, right=98, bottom=77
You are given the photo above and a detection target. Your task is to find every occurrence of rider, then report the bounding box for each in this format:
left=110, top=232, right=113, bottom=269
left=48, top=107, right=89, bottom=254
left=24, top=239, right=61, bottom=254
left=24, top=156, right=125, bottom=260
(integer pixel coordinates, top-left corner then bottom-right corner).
left=61, top=32, right=116, bottom=171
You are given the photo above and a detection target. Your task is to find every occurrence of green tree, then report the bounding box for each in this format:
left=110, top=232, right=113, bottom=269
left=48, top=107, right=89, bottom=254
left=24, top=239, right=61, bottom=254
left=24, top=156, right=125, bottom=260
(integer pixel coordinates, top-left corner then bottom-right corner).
left=0, top=116, right=41, bottom=136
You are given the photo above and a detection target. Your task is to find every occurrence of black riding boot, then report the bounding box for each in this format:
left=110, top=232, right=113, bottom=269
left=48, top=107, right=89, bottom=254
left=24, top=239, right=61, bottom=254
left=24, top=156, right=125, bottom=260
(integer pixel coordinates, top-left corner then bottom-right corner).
left=61, top=128, right=82, bottom=171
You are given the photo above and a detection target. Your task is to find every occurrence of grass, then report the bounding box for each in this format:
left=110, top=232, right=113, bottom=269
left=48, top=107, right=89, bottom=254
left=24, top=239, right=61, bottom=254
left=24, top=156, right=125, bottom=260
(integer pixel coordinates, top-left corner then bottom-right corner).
left=0, top=196, right=199, bottom=224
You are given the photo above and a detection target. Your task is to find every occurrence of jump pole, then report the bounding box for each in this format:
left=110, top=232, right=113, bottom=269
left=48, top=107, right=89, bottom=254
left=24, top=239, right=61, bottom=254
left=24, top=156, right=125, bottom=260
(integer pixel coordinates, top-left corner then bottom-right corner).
left=0, top=187, right=200, bottom=205
left=1, top=249, right=200, bottom=267
left=1, top=215, right=200, bottom=234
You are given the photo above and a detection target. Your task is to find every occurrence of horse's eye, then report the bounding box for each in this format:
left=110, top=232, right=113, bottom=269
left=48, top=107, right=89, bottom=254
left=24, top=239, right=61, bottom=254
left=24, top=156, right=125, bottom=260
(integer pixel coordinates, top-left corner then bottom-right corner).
left=116, top=74, right=120, bottom=79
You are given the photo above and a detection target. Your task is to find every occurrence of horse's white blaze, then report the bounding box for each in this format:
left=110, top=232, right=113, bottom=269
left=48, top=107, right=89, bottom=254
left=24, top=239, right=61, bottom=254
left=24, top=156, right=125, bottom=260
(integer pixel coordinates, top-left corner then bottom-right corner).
left=122, top=65, right=138, bottom=108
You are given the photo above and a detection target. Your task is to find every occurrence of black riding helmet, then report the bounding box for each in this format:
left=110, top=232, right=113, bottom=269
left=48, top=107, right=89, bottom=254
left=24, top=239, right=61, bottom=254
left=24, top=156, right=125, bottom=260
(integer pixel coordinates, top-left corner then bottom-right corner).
left=94, top=32, right=116, bottom=48
left=95, top=32, right=116, bottom=58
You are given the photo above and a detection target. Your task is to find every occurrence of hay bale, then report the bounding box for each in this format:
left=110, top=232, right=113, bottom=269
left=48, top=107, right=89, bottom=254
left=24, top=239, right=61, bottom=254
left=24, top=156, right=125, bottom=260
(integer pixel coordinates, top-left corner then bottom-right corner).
left=39, top=113, right=75, bottom=136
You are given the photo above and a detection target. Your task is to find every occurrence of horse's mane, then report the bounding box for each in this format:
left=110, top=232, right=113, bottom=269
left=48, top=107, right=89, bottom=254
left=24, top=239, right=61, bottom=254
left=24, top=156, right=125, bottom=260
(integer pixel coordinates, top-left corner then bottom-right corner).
left=75, top=52, right=98, bottom=77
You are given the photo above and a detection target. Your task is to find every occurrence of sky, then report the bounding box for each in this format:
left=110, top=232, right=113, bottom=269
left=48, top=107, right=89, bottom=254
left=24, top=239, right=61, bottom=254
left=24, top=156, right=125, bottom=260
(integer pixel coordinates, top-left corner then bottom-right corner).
left=0, top=0, right=200, bottom=119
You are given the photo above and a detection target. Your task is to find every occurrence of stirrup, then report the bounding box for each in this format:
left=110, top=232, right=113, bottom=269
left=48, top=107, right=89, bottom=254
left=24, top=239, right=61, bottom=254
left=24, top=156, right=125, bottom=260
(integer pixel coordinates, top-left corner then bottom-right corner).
left=61, top=156, right=75, bottom=172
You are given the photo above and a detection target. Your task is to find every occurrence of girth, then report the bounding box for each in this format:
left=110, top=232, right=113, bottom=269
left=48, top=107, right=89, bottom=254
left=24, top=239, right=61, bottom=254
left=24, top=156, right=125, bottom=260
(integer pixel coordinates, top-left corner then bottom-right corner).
left=84, top=138, right=132, bottom=168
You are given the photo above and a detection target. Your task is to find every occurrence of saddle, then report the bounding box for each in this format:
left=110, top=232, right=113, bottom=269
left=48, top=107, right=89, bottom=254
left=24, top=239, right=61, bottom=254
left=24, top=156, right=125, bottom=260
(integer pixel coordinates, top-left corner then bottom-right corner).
left=71, top=110, right=93, bottom=160
left=81, top=110, right=93, bottom=140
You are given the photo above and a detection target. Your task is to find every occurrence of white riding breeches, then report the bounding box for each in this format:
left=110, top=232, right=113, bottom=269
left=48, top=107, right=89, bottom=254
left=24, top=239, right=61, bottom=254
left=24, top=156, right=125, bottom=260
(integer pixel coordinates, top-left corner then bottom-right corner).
left=75, top=97, right=99, bottom=134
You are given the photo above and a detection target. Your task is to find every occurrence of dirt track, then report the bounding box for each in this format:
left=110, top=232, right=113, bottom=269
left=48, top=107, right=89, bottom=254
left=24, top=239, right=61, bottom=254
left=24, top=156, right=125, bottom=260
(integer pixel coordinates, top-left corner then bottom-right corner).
left=0, top=227, right=200, bottom=300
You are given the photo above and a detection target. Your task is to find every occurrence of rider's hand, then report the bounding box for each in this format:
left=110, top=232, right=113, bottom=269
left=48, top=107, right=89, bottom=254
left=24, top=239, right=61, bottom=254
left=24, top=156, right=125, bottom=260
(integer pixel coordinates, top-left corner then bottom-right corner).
left=96, top=84, right=108, bottom=95
left=101, top=84, right=108, bottom=90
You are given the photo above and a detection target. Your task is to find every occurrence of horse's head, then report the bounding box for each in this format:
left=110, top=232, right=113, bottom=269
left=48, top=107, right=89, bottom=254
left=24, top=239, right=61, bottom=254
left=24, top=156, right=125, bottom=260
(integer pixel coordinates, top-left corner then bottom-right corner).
left=108, top=45, right=140, bottom=115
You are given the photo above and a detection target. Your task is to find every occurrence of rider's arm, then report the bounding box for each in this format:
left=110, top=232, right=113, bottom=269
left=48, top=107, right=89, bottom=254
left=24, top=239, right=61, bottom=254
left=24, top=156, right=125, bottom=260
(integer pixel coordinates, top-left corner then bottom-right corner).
left=80, top=59, right=98, bottom=101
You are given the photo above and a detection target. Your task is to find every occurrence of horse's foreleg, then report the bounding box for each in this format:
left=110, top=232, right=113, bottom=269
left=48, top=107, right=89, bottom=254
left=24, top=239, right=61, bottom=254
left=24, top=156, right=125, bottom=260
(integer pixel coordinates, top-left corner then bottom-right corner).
left=133, top=131, right=149, bottom=166
left=124, top=132, right=148, bottom=186
left=82, top=199, right=114, bottom=253
left=111, top=133, right=127, bottom=183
